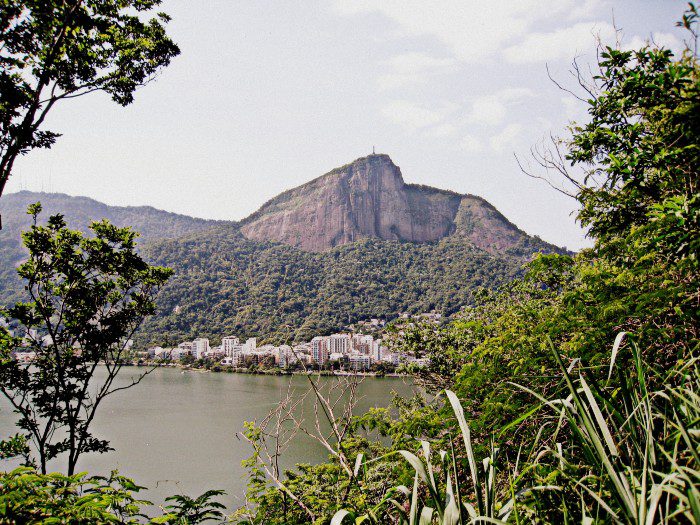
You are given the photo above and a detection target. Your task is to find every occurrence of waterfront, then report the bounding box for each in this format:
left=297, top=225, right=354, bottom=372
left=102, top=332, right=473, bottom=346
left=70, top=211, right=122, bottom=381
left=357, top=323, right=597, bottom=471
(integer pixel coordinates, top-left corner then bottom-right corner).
left=0, top=367, right=417, bottom=513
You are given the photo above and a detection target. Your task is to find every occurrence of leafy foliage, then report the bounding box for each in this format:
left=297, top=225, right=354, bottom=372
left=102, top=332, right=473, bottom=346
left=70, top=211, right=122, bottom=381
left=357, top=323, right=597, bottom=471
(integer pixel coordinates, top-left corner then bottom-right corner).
left=0, top=467, right=227, bottom=524
left=0, top=203, right=172, bottom=474
left=0, top=433, right=30, bottom=461
left=569, top=44, right=699, bottom=264
left=153, top=490, right=227, bottom=524
left=235, top=423, right=399, bottom=525
left=0, top=467, right=150, bottom=523
left=333, top=339, right=700, bottom=524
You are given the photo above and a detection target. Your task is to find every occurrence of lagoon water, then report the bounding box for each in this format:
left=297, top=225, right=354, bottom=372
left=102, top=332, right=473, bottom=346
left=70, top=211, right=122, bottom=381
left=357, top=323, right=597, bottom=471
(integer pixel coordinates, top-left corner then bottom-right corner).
left=0, top=367, right=417, bottom=513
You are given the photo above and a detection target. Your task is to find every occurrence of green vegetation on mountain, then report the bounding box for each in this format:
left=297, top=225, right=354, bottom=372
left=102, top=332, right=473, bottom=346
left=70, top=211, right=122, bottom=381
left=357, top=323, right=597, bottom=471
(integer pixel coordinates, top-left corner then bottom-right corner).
left=140, top=230, right=545, bottom=346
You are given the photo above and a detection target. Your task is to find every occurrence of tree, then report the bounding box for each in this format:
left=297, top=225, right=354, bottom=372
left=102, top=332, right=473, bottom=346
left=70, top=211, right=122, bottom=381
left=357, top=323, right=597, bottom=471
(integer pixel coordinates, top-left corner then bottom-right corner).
left=568, top=41, right=699, bottom=264
left=0, top=0, right=180, bottom=220
left=0, top=203, right=172, bottom=474
left=153, top=490, right=227, bottom=524
left=519, top=9, right=700, bottom=363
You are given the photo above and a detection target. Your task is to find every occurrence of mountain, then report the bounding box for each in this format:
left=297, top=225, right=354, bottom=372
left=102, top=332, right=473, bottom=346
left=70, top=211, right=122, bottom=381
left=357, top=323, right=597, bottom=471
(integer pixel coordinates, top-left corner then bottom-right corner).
left=240, top=154, right=533, bottom=253
left=0, top=191, right=221, bottom=242
left=0, top=156, right=564, bottom=344
left=0, top=191, right=221, bottom=305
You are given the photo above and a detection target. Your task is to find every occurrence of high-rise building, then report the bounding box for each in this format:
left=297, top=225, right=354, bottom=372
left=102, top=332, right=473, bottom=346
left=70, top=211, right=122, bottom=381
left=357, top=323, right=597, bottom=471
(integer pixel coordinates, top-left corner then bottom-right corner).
left=372, top=340, right=382, bottom=361
left=192, top=338, right=210, bottom=359
left=221, top=336, right=240, bottom=355
left=278, top=345, right=296, bottom=368
left=352, top=334, right=374, bottom=355
left=329, top=334, right=351, bottom=355
left=311, top=336, right=329, bottom=364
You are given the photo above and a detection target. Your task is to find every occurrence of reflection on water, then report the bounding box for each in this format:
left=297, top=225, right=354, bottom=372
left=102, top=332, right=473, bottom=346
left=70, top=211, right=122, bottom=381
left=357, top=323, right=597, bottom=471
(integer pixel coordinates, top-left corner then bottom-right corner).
left=0, top=367, right=417, bottom=512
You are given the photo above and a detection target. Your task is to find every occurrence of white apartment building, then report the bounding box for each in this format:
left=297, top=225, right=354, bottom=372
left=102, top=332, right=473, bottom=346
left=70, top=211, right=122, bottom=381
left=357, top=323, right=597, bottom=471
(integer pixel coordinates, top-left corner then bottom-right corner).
left=372, top=340, right=382, bottom=361
left=192, top=338, right=210, bottom=359
left=277, top=345, right=296, bottom=368
left=352, top=334, right=374, bottom=355
left=169, top=347, right=186, bottom=360
left=329, top=334, right=351, bottom=355
left=177, top=341, right=194, bottom=358
left=221, top=336, right=240, bottom=354
left=222, top=336, right=257, bottom=367
left=154, top=347, right=176, bottom=359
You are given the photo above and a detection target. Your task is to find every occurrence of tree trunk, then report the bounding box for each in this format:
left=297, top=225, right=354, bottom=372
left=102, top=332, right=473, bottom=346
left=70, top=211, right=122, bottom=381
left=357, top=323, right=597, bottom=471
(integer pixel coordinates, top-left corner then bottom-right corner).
left=39, top=448, right=47, bottom=475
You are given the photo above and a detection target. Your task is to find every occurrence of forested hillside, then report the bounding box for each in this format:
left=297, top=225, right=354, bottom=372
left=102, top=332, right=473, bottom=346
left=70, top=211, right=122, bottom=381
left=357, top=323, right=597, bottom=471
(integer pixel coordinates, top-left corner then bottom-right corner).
left=139, top=230, right=529, bottom=345
left=0, top=190, right=558, bottom=345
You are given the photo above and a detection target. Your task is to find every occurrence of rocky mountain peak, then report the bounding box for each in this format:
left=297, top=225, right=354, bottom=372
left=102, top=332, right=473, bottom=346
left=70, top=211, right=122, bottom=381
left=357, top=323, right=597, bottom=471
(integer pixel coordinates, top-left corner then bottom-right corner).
left=239, top=154, right=536, bottom=254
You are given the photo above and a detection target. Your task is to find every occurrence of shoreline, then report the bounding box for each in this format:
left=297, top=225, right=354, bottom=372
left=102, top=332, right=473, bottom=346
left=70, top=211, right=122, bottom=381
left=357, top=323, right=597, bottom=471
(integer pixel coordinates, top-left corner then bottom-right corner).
left=124, top=361, right=407, bottom=378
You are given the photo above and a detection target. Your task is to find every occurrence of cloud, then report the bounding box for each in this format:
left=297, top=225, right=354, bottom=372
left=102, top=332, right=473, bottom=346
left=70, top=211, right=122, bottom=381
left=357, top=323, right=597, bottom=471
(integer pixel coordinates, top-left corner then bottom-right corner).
left=490, top=124, right=523, bottom=152
left=461, top=134, right=483, bottom=153
left=378, top=52, right=455, bottom=90
left=333, top=0, right=608, bottom=62
left=568, top=0, right=607, bottom=20
left=381, top=100, right=457, bottom=131
left=423, top=123, right=458, bottom=138
left=503, top=21, right=616, bottom=64
left=467, top=88, right=534, bottom=127
left=623, top=32, right=685, bottom=55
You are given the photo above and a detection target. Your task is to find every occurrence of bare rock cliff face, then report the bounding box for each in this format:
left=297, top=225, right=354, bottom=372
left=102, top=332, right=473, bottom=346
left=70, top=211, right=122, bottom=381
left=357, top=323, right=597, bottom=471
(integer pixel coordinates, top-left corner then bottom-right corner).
left=240, top=154, right=528, bottom=253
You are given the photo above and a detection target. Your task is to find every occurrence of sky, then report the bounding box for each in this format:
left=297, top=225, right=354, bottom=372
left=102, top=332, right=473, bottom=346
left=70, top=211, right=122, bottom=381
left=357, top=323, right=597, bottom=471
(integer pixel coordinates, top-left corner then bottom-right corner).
left=5, top=1, right=689, bottom=251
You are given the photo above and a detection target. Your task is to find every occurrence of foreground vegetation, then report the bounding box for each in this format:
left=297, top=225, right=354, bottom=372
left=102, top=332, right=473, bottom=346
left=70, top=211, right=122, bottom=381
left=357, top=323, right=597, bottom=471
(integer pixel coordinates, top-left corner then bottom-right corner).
left=328, top=342, right=700, bottom=524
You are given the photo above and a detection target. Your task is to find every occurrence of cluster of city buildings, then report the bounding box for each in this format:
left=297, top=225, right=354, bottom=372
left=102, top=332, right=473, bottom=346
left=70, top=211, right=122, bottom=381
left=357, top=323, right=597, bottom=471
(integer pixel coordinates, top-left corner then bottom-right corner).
left=147, top=332, right=429, bottom=371
left=3, top=313, right=440, bottom=372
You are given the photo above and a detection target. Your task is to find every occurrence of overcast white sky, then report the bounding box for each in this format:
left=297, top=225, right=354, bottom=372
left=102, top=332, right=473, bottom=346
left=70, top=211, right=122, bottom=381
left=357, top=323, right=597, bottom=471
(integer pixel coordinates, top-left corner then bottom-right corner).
left=5, top=1, right=688, bottom=250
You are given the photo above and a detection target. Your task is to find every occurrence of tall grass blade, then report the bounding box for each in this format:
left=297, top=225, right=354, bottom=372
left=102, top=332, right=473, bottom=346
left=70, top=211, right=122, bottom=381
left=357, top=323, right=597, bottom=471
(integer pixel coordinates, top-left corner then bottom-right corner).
left=419, top=507, right=434, bottom=525
left=608, top=332, right=628, bottom=381
left=446, top=390, right=483, bottom=514
left=410, top=473, right=419, bottom=525
left=580, top=376, right=619, bottom=458
left=331, top=509, right=351, bottom=525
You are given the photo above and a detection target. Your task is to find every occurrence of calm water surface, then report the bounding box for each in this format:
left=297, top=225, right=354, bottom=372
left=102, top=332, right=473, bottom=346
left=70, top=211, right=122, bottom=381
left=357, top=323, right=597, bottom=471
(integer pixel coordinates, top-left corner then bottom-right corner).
left=0, top=367, right=417, bottom=512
